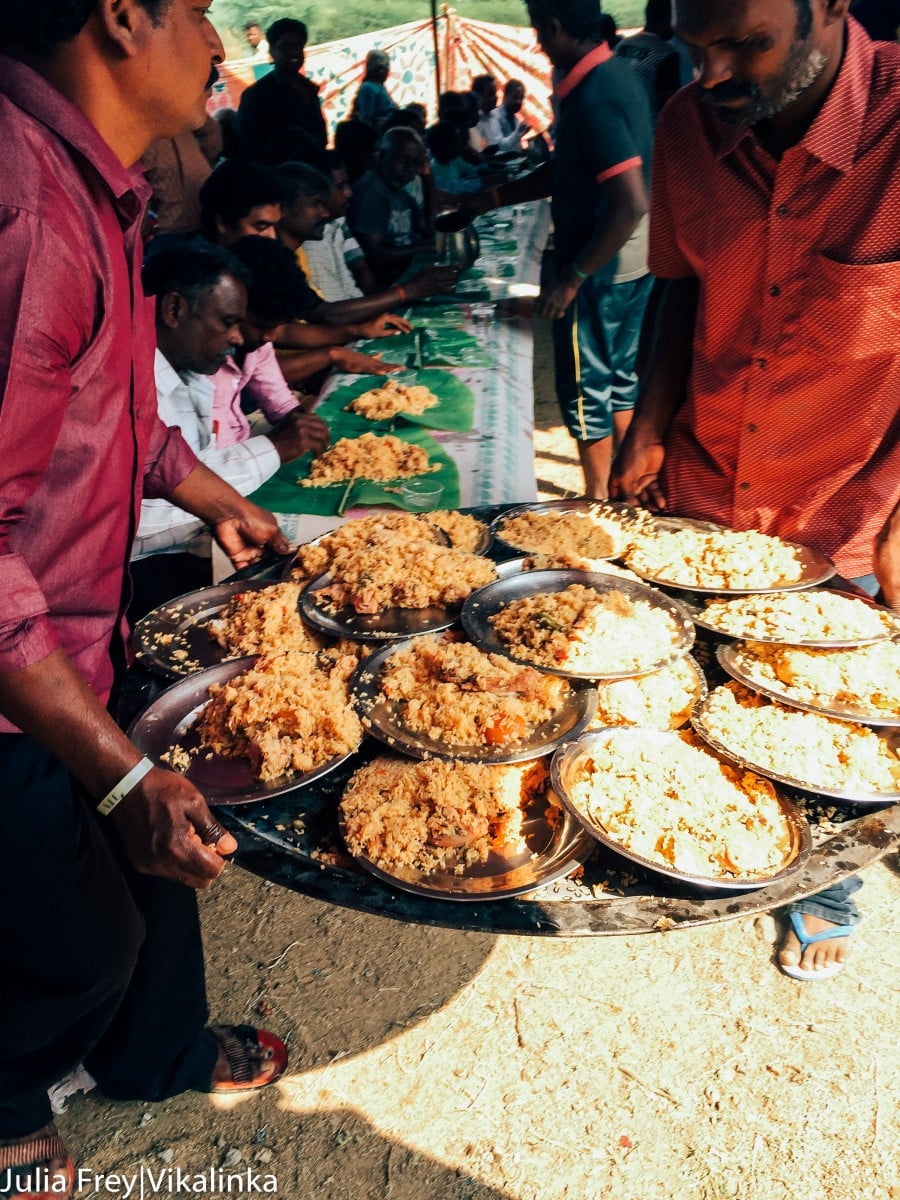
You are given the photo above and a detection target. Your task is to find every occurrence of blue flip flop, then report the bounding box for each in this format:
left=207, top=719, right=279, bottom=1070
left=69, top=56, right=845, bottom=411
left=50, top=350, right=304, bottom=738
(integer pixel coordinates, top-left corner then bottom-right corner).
left=779, top=911, right=856, bottom=981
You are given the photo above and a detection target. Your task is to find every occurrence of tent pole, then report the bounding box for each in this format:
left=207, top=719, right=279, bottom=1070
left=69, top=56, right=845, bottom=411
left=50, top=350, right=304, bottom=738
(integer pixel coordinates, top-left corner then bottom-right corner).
left=431, top=0, right=441, bottom=110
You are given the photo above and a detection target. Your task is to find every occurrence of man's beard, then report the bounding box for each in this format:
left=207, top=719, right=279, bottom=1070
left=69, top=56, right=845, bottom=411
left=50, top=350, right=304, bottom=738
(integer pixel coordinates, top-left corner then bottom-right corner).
left=702, top=43, right=827, bottom=126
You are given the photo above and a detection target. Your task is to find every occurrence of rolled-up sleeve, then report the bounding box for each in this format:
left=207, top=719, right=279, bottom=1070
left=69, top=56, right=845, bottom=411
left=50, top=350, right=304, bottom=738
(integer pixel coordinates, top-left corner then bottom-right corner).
left=142, top=415, right=200, bottom=500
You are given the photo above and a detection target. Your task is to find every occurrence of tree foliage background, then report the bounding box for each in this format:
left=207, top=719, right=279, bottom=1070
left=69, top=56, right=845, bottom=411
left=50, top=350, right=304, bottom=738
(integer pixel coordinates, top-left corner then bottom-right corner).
left=212, top=1, right=646, bottom=57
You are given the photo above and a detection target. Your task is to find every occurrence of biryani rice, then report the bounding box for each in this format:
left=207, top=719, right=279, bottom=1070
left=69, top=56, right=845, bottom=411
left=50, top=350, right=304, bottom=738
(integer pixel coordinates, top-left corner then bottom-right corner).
left=625, top=526, right=805, bottom=589
left=207, top=582, right=325, bottom=657
left=301, top=432, right=437, bottom=486
left=733, top=640, right=900, bottom=717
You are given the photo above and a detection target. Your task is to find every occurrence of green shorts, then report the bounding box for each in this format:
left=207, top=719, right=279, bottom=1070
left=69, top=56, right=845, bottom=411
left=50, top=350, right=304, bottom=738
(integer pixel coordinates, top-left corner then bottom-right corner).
left=552, top=273, right=654, bottom=441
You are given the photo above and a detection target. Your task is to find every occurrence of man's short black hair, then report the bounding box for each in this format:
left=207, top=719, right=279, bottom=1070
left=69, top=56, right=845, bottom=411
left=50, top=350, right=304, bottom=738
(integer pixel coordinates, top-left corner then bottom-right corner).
left=526, top=0, right=606, bottom=41
left=471, top=73, right=496, bottom=95
left=199, top=160, right=284, bottom=239
left=244, top=21, right=262, bottom=31
left=266, top=17, right=307, bottom=48
left=226, top=236, right=314, bottom=326
left=142, top=235, right=250, bottom=315
left=278, top=162, right=332, bottom=206
left=1, top=0, right=170, bottom=57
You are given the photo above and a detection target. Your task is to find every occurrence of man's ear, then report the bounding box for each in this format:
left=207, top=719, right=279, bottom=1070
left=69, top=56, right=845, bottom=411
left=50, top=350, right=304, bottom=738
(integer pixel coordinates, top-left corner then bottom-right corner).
left=94, top=0, right=152, bottom=58
left=159, top=291, right=189, bottom=330
left=821, top=0, right=851, bottom=26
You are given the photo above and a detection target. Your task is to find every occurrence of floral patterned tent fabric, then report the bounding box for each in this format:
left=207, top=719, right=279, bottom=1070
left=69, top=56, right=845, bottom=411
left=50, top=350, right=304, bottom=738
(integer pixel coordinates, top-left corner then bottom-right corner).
left=209, top=13, right=554, bottom=137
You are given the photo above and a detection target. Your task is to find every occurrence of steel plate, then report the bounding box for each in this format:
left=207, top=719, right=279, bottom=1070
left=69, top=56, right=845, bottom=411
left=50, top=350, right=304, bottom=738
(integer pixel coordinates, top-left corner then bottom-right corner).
left=489, top=498, right=649, bottom=561
left=128, top=657, right=361, bottom=805
left=550, top=729, right=811, bottom=891
left=717, top=642, right=900, bottom=728
left=675, top=589, right=899, bottom=648
left=624, top=516, right=835, bottom=594
left=339, top=779, right=596, bottom=902
left=691, top=692, right=900, bottom=806
left=351, top=636, right=597, bottom=763
left=131, top=580, right=282, bottom=678
left=461, top=569, right=695, bottom=680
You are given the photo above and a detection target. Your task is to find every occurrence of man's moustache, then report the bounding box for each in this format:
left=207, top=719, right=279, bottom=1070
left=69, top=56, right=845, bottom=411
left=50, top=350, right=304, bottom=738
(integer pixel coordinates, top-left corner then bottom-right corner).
left=206, top=65, right=220, bottom=89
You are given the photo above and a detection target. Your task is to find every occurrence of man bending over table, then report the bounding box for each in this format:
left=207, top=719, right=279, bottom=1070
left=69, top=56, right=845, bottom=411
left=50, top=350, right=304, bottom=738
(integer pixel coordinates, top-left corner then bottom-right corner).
left=610, top=0, right=900, bottom=982
left=0, top=4, right=295, bottom=1197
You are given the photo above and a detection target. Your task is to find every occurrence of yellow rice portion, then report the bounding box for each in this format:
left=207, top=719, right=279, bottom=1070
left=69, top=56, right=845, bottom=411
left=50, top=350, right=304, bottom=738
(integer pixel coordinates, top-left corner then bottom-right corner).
left=489, top=584, right=680, bottom=675
left=300, top=432, right=437, bottom=486
left=497, top=508, right=632, bottom=559
left=701, top=682, right=900, bottom=794
left=699, top=590, right=897, bottom=642
left=207, top=582, right=325, bottom=657
left=424, top=510, right=487, bottom=552
left=377, top=635, right=571, bottom=746
left=565, top=729, right=793, bottom=879
left=195, top=648, right=363, bottom=782
left=290, top=512, right=444, bottom=582
left=346, top=379, right=439, bottom=420
left=733, top=640, right=900, bottom=717
left=625, top=526, right=804, bottom=588
left=340, top=756, right=550, bottom=874
left=318, top=533, right=496, bottom=613
left=591, top=656, right=702, bottom=731
left=523, top=553, right=642, bottom=582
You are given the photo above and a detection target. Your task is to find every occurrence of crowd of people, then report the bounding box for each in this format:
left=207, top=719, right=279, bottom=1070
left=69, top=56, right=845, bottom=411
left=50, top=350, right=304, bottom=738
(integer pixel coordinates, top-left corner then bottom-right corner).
left=0, top=0, right=898, bottom=1196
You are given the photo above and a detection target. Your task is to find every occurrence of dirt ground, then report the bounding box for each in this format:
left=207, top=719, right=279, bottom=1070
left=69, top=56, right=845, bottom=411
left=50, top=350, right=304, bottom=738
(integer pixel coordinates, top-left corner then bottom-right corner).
left=59, top=320, right=900, bottom=1200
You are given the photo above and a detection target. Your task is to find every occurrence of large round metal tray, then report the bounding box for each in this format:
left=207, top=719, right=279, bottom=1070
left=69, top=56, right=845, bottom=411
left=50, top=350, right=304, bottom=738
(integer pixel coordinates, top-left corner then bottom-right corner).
left=300, top=571, right=477, bottom=643
left=717, top=642, right=900, bottom=728
left=461, top=569, right=695, bottom=680
left=550, top=729, right=811, bottom=891
left=339, top=770, right=596, bottom=902
left=623, top=516, right=835, bottom=594
left=128, top=657, right=361, bottom=805
left=691, top=690, right=900, bottom=806
left=351, top=636, right=597, bottom=763
left=675, top=588, right=899, bottom=647
left=131, top=579, right=278, bottom=678
left=489, top=498, right=649, bottom=561
left=591, top=654, right=708, bottom=732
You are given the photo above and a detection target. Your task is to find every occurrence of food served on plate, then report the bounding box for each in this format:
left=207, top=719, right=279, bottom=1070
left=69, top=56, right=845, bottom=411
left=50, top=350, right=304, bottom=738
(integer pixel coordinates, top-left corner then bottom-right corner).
left=425, top=509, right=487, bottom=552
left=193, top=648, right=363, bottom=782
left=696, top=589, right=897, bottom=642
left=590, top=656, right=702, bottom=731
left=340, top=756, right=554, bottom=875
left=207, top=582, right=325, bottom=657
left=290, top=512, right=445, bottom=581
left=345, top=378, right=439, bottom=420
left=314, top=534, right=496, bottom=614
left=731, top=640, right=900, bottom=718
left=625, top=526, right=804, bottom=588
left=374, top=635, right=573, bottom=747
left=488, top=583, right=681, bottom=675
left=561, top=729, right=794, bottom=879
left=698, top=682, right=900, bottom=795
left=522, top=553, right=641, bottom=582
left=300, top=432, right=437, bottom=486
left=496, top=506, right=642, bottom=560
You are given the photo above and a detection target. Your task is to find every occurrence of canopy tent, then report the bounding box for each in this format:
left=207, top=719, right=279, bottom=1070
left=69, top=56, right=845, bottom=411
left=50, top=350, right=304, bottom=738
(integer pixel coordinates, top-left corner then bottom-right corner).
left=208, top=9, right=555, bottom=137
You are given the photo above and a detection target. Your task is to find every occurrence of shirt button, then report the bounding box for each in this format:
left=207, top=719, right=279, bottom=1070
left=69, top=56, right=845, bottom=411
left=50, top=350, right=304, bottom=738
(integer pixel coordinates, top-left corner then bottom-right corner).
left=739, top=481, right=751, bottom=490
left=768, top=285, right=781, bottom=297
left=776, top=204, right=789, bottom=216
left=756, top=358, right=767, bottom=369
left=747, top=422, right=758, bottom=432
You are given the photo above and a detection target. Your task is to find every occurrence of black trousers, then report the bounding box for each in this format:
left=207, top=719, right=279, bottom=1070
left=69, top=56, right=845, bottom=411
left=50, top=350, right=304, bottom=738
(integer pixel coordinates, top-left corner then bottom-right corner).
left=0, top=735, right=219, bottom=1138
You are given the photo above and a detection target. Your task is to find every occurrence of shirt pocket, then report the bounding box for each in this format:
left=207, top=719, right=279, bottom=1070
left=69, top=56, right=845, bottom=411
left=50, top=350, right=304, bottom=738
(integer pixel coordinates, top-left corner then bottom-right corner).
left=799, top=256, right=900, bottom=362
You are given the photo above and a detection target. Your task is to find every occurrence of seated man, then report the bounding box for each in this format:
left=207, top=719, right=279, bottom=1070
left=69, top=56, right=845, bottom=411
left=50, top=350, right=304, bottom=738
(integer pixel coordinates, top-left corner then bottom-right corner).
left=199, top=158, right=284, bottom=242
left=470, top=74, right=499, bottom=153
left=131, top=238, right=329, bottom=614
left=484, top=80, right=532, bottom=152
left=347, top=127, right=437, bottom=289
left=278, top=160, right=458, bottom=308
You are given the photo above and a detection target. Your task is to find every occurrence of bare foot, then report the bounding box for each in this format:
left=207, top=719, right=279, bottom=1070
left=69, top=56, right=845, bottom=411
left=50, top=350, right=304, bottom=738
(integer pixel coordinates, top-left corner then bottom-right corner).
left=0, top=1122, right=71, bottom=1198
left=779, top=913, right=852, bottom=976
left=209, top=1030, right=278, bottom=1089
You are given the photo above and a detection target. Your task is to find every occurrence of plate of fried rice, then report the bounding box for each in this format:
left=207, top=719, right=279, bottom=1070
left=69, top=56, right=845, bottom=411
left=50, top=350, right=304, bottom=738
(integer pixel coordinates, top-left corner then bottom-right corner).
left=551, top=728, right=810, bottom=889
left=678, top=588, right=900, bottom=646
left=338, top=755, right=595, bottom=899
left=352, top=634, right=596, bottom=762
left=589, top=655, right=706, bottom=732
left=623, top=516, right=834, bottom=593
left=129, top=649, right=364, bottom=804
left=491, top=499, right=653, bottom=562
left=462, top=570, right=694, bottom=679
left=692, top=682, right=900, bottom=804
left=132, top=580, right=310, bottom=678
left=300, top=534, right=498, bottom=642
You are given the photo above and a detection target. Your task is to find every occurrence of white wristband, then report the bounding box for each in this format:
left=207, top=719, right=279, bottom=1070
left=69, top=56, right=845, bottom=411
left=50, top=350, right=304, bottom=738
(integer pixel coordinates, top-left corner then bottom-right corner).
left=97, top=757, right=154, bottom=816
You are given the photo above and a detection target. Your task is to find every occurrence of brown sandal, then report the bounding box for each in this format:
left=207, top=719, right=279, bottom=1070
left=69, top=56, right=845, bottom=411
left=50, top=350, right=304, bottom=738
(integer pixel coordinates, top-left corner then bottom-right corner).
left=0, top=1124, right=73, bottom=1200
left=207, top=1025, right=288, bottom=1093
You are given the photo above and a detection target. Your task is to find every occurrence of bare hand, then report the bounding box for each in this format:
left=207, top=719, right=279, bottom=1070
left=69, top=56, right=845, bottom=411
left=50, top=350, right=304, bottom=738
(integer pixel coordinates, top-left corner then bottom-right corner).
left=609, top=432, right=667, bottom=510
left=268, top=409, right=330, bottom=463
left=408, top=264, right=461, bottom=298
left=333, top=348, right=402, bottom=376
left=212, top=499, right=292, bottom=568
left=112, top=767, right=238, bottom=889
left=535, top=272, right=580, bottom=321
left=874, top=503, right=900, bottom=610
left=354, top=313, right=413, bottom=338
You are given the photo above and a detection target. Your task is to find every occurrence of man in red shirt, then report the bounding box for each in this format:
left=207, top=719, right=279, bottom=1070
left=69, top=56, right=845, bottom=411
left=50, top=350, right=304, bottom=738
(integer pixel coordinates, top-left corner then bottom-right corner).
left=0, top=4, right=294, bottom=1195
left=612, top=0, right=899, bottom=980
